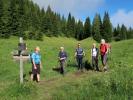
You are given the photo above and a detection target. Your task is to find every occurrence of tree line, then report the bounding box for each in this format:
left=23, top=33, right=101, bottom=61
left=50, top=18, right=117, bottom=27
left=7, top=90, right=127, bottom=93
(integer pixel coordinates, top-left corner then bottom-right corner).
left=0, top=0, right=133, bottom=42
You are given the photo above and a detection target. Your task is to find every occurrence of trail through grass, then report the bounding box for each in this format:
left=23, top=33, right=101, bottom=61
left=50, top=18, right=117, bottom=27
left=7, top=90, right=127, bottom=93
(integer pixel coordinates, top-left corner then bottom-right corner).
left=0, top=37, right=133, bottom=100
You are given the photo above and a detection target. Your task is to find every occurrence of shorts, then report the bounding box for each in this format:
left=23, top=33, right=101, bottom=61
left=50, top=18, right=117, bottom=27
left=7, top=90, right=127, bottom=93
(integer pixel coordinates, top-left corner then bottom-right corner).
left=32, top=64, right=40, bottom=74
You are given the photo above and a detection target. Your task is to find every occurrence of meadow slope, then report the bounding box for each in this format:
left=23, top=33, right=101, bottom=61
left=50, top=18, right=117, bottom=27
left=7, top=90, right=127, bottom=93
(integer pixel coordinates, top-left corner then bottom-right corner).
left=0, top=37, right=133, bottom=100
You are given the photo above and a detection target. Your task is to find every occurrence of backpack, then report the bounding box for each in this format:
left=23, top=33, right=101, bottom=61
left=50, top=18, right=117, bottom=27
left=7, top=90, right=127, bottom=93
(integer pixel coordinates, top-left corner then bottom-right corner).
left=30, top=52, right=34, bottom=63
left=100, top=44, right=107, bottom=53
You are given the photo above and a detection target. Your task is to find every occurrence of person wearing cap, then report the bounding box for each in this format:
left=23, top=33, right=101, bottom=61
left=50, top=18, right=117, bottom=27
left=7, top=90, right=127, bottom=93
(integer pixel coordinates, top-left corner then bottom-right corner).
left=58, top=47, right=67, bottom=75
left=31, top=46, right=42, bottom=82
left=91, top=43, right=99, bottom=71
left=100, top=39, right=108, bottom=71
left=75, top=43, right=85, bottom=71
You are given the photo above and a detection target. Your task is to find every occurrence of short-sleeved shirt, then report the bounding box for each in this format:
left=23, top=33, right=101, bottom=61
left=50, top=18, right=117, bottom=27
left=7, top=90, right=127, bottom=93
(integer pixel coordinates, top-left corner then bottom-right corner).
left=100, top=44, right=107, bottom=55
left=31, top=52, right=41, bottom=64
left=91, top=48, right=99, bottom=57
left=58, top=51, right=67, bottom=61
left=76, top=48, right=84, bottom=58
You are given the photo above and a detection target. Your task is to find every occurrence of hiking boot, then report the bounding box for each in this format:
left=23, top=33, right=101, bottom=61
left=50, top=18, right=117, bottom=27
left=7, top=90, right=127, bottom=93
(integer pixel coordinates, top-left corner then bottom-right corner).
left=103, top=66, right=108, bottom=72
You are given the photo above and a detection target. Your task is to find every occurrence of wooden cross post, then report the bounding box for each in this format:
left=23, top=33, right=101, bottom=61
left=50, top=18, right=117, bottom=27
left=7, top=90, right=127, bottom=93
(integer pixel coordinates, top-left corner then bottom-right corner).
left=13, top=55, right=29, bottom=84
left=13, top=37, right=29, bottom=84
left=20, top=54, right=23, bottom=84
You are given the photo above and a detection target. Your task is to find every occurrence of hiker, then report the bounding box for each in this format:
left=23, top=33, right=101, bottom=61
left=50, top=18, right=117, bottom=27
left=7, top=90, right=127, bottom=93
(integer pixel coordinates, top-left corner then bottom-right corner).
left=106, top=43, right=111, bottom=54
left=31, top=47, right=42, bottom=82
left=18, top=37, right=27, bottom=56
left=106, top=43, right=112, bottom=60
left=100, top=39, right=108, bottom=71
left=75, top=43, right=85, bottom=71
left=91, top=43, right=99, bottom=71
left=58, top=47, right=67, bottom=75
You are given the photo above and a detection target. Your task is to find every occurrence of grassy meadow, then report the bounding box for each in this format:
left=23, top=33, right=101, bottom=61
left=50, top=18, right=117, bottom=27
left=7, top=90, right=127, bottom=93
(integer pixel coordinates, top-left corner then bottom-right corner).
left=0, top=37, right=133, bottom=100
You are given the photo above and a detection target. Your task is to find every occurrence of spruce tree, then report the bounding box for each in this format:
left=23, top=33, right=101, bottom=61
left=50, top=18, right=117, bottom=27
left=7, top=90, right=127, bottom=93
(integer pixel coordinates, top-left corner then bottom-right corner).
left=92, top=14, right=102, bottom=42
left=84, top=17, right=91, bottom=38
left=1, top=2, right=12, bottom=38
left=10, top=0, right=19, bottom=36
left=0, top=0, right=4, bottom=38
left=113, top=24, right=121, bottom=41
left=102, top=12, right=112, bottom=42
left=66, top=13, right=72, bottom=37
left=120, top=24, right=127, bottom=40
left=75, top=20, right=84, bottom=40
left=127, top=27, right=133, bottom=39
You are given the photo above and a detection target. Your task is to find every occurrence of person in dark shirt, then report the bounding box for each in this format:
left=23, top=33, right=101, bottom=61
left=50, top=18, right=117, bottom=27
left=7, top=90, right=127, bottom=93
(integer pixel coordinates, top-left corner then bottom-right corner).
left=75, top=43, right=85, bottom=71
left=18, top=37, right=27, bottom=56
left=58, top=47, right=67, bottom=75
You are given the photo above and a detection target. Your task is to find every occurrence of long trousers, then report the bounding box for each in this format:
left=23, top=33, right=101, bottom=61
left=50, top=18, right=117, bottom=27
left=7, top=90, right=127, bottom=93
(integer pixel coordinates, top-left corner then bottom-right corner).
left=60, top=61, right=65, bottom=74
left=92, top=56, right=99, bottom=71
left=77, top=57, right=83, bottom=70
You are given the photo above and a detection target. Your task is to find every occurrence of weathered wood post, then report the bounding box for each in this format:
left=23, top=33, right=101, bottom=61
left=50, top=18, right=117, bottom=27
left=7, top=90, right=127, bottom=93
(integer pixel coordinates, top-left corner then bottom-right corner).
left=20, top=54, right=23, bottom=84
left=13, top=37, right=29, bottom=84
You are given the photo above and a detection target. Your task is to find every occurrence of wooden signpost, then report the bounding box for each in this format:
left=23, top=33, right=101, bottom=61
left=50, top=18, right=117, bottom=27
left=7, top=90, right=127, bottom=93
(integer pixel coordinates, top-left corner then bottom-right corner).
left=20, top=54, right=23, bottom=83
left=13, top=55, right=30, bottom=84
left=13, top=37, right=29, bottom=84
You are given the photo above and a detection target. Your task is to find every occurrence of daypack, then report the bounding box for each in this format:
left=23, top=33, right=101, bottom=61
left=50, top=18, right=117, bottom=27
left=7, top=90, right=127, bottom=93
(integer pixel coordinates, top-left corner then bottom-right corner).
left=30, top=52, right=33, bottom=63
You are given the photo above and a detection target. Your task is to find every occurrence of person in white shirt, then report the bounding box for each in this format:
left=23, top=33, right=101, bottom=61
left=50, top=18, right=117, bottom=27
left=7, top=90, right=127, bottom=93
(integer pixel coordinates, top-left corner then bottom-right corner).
left=91, top=43, right=99, bottom=71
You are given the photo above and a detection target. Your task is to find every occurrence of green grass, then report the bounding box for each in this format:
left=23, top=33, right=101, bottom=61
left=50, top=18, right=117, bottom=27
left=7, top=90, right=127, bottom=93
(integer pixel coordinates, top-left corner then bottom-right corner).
left=0, top=37, right=133, bottom=100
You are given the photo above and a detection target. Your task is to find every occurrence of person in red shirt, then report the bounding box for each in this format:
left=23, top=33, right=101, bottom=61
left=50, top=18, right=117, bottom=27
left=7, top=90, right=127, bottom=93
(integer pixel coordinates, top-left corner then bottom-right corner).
left=100, top=39, right=108, bottom=71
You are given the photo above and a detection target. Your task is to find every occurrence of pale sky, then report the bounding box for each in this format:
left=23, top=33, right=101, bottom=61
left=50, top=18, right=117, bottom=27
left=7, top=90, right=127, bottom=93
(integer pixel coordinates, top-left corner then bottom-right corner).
left=32, top=0, right=133, bottom=28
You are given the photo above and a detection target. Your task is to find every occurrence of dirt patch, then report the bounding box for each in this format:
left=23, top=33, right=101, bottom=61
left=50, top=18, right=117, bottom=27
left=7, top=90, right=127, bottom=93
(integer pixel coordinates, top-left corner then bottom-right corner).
left=74, top=70, right=85, bottom=76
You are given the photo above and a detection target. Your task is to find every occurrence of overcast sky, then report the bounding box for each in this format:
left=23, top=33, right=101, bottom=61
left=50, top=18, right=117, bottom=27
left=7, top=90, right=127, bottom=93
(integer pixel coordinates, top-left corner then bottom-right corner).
left=32, top=0, right=133, bottom=28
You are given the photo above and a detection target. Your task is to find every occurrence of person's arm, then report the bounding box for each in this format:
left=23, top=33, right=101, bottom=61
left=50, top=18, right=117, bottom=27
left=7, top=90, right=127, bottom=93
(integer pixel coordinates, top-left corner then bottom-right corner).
left=74, top=52, right=77, bottom=58
left=40, top=61, right=42, bottom=69
left=96, top=48, right=99, bottom=59
left=40, top=55, right=42, bottom=69
left=58, top=52, right=61, bottom=61
left=83, top=49, right=85, bottom=57
left=105, top=45, right=108, bottom=54
left=32, top=59, right=37, bottom=69
left=31, top=54, right=37, bottom=69
left=65, top=52, right=67, bottom=60
left=83, top=51, right=85, bottom=56
left=74, top=49, right=77, bottom=57
left=91, top=49, right=92, bottom=57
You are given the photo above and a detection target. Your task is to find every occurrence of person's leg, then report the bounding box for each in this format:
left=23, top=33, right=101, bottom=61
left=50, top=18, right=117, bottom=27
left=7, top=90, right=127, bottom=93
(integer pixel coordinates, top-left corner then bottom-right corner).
left=37, top=74, right=40, bottom=82
left=95, top=57, right=99, bottom=71
left=36, top=64, right=40, bottom=82
left=62, top=61, right=65, bottom=74
left=18, top=50, right=21, bottom=56
left=103, top=54, right=108, bottom=71
left=92, top=56, right=95, bottom=70
left=101, top=55, right=104, bottom=66
left=101, top=55, right=105, bottom=71
left=31, top=65, right=34, bottom=81
left=77, top=58, right=80, bottom=70
left=80, top=57, right=83, bottom=70
left=60, top=61, right=64, bottom=74
left=103, top=54, right=107, bottom=66
left=31, top=74, right=33, bottom=81
left=62, top=61, right=65, bottom=75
